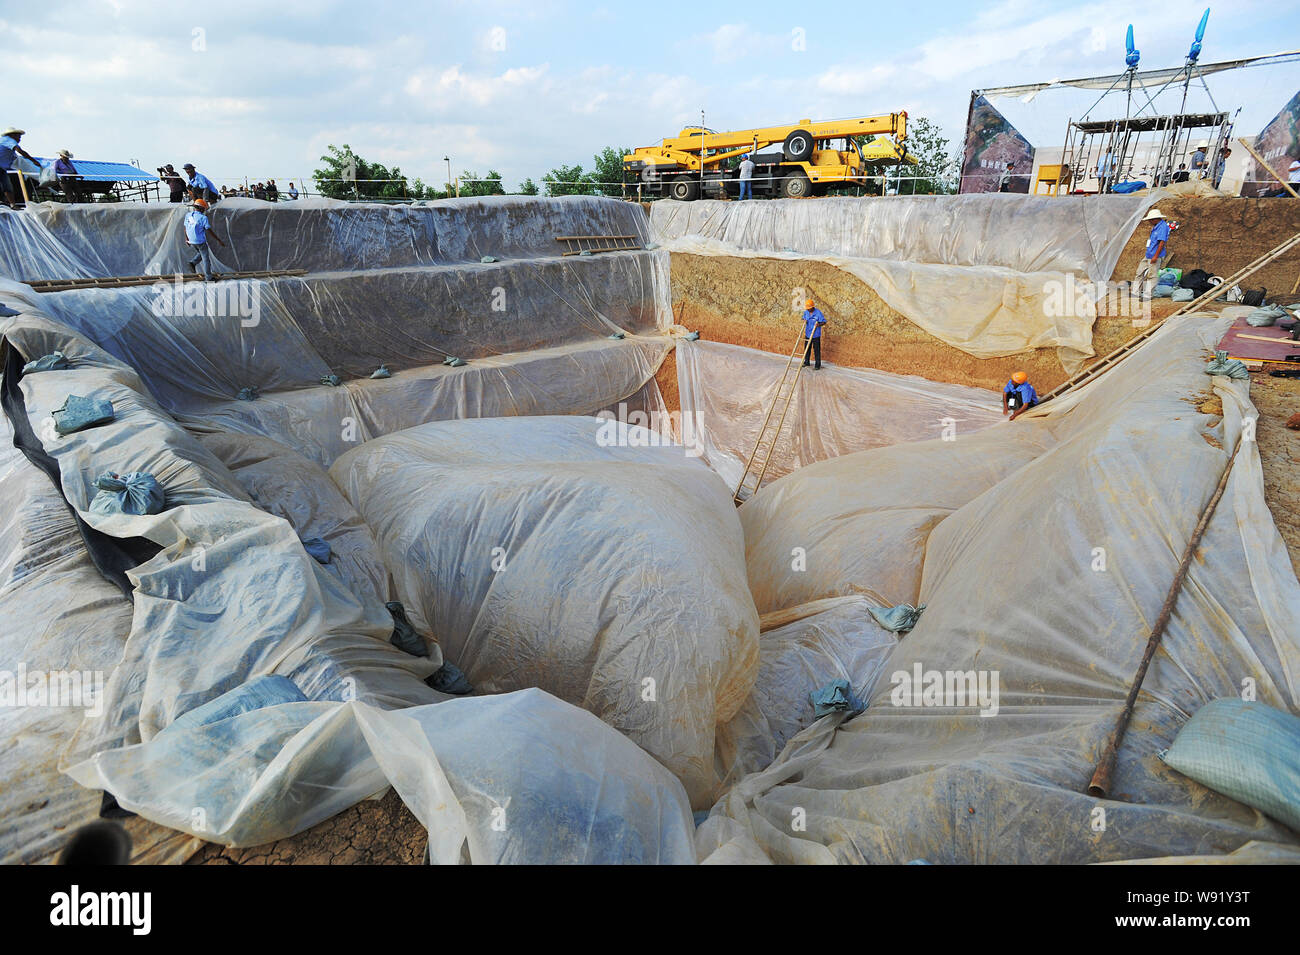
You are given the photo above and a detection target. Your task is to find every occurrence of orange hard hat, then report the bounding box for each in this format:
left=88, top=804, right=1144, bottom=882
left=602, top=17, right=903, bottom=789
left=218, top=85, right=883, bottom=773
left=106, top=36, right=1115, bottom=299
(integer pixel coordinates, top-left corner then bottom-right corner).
left=1012, top=371, right=1028, bottom=384
left=193, top=198, right=209, bottom=210
left=805, top=298, right=814, bottom=309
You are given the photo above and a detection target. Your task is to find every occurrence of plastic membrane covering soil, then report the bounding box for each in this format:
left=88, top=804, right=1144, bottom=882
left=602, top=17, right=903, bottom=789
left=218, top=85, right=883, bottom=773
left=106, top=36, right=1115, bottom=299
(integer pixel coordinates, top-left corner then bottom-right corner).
left=2, top=195, right=1299, bottom=865
left=699, top=311, right=1300, bottom=864
left=330, top=414, right=759, bottom=808
left=675, top=338, right=1003, bottom=491
left=0, top=197, right=700, bottom=862
left=651, top=194, right=1160, bottom=372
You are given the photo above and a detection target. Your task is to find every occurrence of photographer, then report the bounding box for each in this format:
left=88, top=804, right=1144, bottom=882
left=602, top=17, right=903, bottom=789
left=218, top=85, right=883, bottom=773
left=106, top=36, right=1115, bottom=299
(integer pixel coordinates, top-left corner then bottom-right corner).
left=158, top=164, right=185, bottom=203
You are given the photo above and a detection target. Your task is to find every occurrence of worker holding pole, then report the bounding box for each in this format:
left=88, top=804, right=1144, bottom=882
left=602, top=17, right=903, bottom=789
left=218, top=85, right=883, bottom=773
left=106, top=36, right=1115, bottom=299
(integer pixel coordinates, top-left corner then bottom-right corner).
left=801, top=298, right=826, bottom=370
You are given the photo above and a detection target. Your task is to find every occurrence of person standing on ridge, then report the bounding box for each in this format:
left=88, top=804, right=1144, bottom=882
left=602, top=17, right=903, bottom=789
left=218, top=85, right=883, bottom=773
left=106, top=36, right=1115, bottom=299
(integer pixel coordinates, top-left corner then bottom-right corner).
left=0, top=127, right=36, bottom=208
left=801, top=297, right=826, bottom=370
left=738, top=154, right=754, bottom=200
left=183, top=163, right=219, bottom=204
left=1132, top=208, right=1171, bottom=299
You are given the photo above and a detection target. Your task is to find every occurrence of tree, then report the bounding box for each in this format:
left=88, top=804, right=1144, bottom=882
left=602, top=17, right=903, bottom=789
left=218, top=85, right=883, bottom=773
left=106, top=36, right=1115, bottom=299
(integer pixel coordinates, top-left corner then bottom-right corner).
left=590, top=146, right=630, bottom=197
left=458, top=169, right=505, bottom=197
left=542, top=163, right=595, bottom=197
left=312, top=144, right=440, bottom=200
left=516, top=177, right=539, bottom=196
left=895, top=117, right=957, bottom=195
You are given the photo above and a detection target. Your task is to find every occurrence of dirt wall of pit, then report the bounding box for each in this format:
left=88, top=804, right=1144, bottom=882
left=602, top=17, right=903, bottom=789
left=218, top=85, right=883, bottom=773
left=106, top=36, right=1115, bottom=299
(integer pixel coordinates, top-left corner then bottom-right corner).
left=659, top=197, right=1300, bottom=413
left=1108, top=197, right=1300, bottom=294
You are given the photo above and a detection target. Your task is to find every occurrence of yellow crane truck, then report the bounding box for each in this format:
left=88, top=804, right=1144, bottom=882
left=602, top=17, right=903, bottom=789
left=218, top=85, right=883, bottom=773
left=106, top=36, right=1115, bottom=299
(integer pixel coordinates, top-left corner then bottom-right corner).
left=623, top=112, right=914, bottom=200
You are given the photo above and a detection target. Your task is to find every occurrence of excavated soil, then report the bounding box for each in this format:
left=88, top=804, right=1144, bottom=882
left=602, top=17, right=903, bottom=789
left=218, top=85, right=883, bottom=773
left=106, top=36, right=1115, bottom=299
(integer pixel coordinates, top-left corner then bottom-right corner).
left=663, top=253, right=1164, bottom=410
left=1249, top=372, right=1300, bottom=578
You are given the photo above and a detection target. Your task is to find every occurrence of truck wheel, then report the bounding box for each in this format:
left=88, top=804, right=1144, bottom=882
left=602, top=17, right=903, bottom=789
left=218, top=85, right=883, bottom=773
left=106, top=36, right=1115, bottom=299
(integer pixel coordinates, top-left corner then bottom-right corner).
left=669, top=178, right=700, bottom=201
left=783, top=130, right=814, bottom=162
left=780, top=173, right=813, bottom=198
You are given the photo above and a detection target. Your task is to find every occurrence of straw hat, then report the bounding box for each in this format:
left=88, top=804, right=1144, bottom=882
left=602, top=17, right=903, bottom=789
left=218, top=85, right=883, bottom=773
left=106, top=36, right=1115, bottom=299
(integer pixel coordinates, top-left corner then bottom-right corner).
left=2, top=127, right=24, bottom=137
left=1142, top=208, right=1165, bottom=221
left=57, top=149, right=72, bottom=158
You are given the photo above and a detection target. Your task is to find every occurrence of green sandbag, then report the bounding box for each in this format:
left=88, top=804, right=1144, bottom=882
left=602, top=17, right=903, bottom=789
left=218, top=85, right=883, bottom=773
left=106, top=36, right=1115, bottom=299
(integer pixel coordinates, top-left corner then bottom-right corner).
left=370, top=364, right=392, bottom=379
left=1160, top=699, right=1300, bottom=833
left=52, top=395, right=115, bottom=434
left=1204, top=350, right=1249, bottom=380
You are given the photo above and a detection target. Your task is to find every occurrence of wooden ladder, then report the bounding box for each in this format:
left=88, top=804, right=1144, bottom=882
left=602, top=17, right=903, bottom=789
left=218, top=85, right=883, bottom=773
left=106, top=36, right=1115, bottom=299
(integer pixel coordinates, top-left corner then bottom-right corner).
left=555, top=234, right=642, bottom=256
left=1039, top=229, right=1300, bottom=404
left=24, top=268, right=308, bottom=293
left=732, top=329, right=816, bottom=505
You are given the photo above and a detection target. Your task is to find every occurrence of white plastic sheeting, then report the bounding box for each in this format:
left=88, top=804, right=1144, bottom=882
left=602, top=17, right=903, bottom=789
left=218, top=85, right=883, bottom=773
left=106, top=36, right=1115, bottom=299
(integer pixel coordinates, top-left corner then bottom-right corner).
left=0, top=419, right=199, bottom=865
left=676, top=338, right=1003, bottom=492
left=698, top=313, right=1300, bottom=863
left=651, top=195, right=1156, bottom=371
left=715, top=596, right=898, bottom=792
left=7, top=195, right=651, bottom=280
left=330, top=415, right=760, bottom=808
left=67, top=689, right=697, bottom=862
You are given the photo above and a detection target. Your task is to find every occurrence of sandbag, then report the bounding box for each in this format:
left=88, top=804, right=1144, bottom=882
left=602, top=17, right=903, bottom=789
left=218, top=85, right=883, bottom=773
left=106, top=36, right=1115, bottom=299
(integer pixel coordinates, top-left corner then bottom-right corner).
left=1246, top=304, right=1288, bottom=327
left=1160, top=699, right=1300, bottom=833
left=88, top=470, right=165, bottom=516
left=331, top=415, right=760, bottom=808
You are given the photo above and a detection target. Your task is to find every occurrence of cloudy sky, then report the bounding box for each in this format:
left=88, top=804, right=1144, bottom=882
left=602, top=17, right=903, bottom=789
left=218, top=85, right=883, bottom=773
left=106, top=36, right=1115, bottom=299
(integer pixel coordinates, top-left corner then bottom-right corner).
left=6, top=0, right=1299, bottom=191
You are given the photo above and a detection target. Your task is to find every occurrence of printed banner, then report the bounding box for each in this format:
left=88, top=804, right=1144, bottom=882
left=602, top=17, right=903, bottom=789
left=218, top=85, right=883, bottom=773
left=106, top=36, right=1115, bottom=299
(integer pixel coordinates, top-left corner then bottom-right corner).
left=1243, top=89, right=1300, bottom=197
left=960, top=94, right=1036, bottom=194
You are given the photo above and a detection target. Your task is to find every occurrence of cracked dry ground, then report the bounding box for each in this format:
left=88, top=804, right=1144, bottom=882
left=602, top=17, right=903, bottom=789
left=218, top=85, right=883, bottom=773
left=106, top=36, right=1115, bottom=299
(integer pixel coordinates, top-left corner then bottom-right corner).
left=188, top=790, right=425, bottom=865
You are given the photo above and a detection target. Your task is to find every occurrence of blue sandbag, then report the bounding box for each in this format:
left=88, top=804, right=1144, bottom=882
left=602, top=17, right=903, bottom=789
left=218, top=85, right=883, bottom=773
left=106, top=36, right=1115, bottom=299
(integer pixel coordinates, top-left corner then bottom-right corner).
left=1159, top=698, right=1300, bottom=832
left=370, top=364, right=392, bottom=379
left=23, top=351, right=70, bottom=373
left=386, top=601, right=428, bottom=656
left=52, top=395, right=115, bottom=434
left=809, top=678, right=865, bottom=719
left=88, top=471, right=165, bottom=516
left=319, top=374, right=342, bottom=387
left=236, top=386, right=260, bottom=401
left=167, top=675, right=308, bottom=733
left=429, top=661, right=474, bottom=695
left=1112, top=180, right=1146, bottom=194
left=301, top=537, right=331, bottom=564
left=868, top=603, right=926, bottom=633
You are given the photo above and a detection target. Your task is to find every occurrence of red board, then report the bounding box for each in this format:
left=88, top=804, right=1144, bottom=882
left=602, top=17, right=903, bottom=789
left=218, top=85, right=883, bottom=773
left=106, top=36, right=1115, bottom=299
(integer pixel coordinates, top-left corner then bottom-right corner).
left=1218, top=315, right=1298, bottom=363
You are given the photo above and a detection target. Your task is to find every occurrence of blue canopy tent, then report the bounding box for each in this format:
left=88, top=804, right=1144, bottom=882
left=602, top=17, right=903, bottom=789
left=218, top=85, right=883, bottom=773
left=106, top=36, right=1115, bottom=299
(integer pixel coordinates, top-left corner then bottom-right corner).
left=11, top=156, right=160, bottom=202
